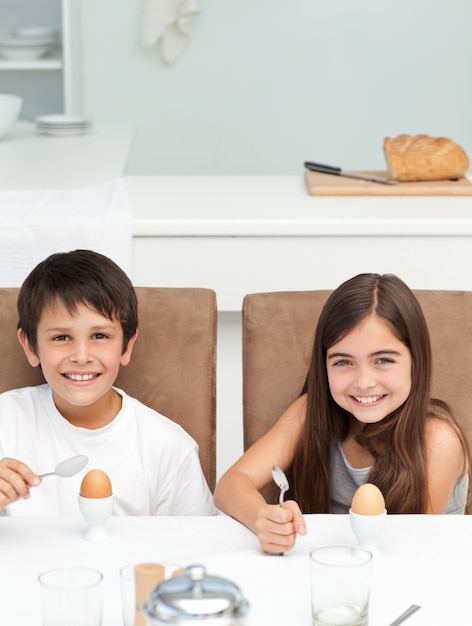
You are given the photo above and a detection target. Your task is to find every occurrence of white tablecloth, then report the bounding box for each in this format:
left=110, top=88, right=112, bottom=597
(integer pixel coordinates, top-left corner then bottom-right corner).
left=0, top=513, right=471, bottom=625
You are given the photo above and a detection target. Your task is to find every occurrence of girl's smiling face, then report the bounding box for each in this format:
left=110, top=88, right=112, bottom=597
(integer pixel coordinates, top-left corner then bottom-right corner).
left=18, top=300, right=137, bottom=428
left=326, top=314, right=412, bottom=425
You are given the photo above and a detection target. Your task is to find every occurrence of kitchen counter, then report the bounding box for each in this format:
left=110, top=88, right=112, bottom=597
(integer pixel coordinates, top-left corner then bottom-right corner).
left=0, top=121, right=134, bottom=189
left=127, top=175, right=472, bottom=312
left=128, top=174, right=472, bottom=236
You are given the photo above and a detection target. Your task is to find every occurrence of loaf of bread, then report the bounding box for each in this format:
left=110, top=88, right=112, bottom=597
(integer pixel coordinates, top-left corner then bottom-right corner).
left=383, top=134, right=469, bottom=182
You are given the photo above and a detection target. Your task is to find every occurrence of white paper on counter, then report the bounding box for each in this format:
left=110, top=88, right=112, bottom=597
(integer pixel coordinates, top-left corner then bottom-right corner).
left=0, top=178, right=132, bottom=287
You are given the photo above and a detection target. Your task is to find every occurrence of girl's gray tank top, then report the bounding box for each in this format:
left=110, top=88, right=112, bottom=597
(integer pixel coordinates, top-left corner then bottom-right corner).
left=330, top=443, right=468, bottom=514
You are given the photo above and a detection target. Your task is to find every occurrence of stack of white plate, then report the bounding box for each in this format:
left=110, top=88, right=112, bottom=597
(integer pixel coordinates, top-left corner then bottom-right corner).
left=0, top=28, right=58, bottom=61
left=35, top=114, right=93, bottom=136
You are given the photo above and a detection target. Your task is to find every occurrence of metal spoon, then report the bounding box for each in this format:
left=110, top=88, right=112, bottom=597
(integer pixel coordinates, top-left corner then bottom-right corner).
left=271, top=464, right=289, bottom=506
left=39, top=455, right=88, bottom=479
left=388, top=605, right=421, bottom=626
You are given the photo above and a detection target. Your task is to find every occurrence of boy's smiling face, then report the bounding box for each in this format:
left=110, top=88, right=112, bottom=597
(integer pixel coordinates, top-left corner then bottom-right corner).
left=18, top=300, right=137, bottom=428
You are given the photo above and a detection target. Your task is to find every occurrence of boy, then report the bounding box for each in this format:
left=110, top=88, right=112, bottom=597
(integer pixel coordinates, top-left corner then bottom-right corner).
left=0, top=250, right=216, bottom=516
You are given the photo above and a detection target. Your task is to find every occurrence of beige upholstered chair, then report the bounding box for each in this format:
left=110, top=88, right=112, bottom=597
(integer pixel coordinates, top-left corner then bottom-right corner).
left=242, top=290, right=472, bottom=501
left=0, top=287, right=217, bottom=491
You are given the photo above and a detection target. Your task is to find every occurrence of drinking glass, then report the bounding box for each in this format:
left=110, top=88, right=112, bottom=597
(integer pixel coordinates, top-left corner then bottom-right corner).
left=38, top=566, right=103, bottom=626
left=310, top=545, right=372, bottom=626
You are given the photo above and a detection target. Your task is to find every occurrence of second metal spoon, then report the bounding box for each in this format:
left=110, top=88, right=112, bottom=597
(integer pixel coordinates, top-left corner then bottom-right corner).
left=388, top=605, right=421, bottom=626
left=271, top=464, right=289, bottom=506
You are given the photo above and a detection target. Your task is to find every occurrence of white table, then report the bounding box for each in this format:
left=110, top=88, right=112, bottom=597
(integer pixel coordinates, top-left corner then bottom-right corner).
left=0, top=122, right=134, bottom=189
left=0, top=513, right=471, bottom=625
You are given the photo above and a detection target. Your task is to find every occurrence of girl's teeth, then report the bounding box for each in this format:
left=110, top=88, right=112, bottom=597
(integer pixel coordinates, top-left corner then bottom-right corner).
left=354, top=395, right=382, bottom=404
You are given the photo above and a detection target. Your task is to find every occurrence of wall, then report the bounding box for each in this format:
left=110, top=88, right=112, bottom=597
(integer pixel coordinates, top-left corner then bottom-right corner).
left=77, top=0, right=472, bottom=175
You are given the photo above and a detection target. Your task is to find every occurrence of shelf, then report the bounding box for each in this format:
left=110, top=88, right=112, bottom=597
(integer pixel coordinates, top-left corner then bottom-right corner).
left=0, top=0, right=77, bottom=114
left=0, top=53, right=63, bottom=70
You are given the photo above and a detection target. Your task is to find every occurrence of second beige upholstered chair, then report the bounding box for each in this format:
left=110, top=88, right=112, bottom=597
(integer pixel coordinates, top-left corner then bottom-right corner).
left=242, top=289, right=472, bottom=503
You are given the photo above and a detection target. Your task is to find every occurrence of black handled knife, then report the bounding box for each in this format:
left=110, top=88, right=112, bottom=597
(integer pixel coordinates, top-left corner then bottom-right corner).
left=305, top=161, right=397, bottom=185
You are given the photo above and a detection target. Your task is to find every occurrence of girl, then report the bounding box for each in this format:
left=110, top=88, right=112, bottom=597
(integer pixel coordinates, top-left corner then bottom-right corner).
left=214, top=274, right=470, bottom=554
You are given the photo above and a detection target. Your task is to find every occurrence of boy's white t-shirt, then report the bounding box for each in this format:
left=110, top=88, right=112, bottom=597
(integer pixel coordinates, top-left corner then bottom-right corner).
left=0, top=385, right=216, bottom=517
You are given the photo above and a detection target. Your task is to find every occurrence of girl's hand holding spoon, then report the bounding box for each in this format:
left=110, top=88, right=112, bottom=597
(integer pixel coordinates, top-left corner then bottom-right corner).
left=269, top=465, right=306, bottom=555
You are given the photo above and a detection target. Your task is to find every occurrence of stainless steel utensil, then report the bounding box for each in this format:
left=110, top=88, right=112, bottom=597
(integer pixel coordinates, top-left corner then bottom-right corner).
left=271, top=464, right=289, bottom=506
left=144, top=564, right=250, bottom=624
left=388, top=604, right=421, bottom=626
left=39, top=454, right=88, bottom=478
left=304, top=161, right=397, bottom=185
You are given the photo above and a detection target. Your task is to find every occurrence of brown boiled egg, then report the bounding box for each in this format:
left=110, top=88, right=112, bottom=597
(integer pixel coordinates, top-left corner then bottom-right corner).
left=80, top=469, right=112, bottom=498
left=351, top=483, right=385, bottom=515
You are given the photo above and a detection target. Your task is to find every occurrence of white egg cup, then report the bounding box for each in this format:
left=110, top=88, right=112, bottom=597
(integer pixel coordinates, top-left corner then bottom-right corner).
left=349, top=508, right=387, bottom=557
left=78, top=494, right=113, bottom=541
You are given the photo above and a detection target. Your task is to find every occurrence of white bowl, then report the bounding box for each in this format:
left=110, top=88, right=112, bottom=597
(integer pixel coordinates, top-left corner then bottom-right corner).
left=0, top=36, right=54, bottom=45
left=11, top=27, right=57, bottom=41
left=0, top=41, right=55, bottom=61
left=0, top=94, right=22, bottom=138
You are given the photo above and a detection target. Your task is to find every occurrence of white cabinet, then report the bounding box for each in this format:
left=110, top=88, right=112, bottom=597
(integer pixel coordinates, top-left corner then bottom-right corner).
left=0, top=0, right=80, bottom=120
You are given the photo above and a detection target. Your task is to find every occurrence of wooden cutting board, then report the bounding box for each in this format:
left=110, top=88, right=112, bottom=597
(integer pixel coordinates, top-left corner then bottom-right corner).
left=305, top=170, right=472, bottom=196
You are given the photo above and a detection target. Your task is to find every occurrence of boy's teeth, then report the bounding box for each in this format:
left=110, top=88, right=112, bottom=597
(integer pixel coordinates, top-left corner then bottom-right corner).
left=354, top=395, right=383, bottom=404
left=65, top=373, right=97, bottom=381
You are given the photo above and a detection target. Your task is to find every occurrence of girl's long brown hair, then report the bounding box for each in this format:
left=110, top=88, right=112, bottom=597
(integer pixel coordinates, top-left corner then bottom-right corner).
left=288, top=273, right=469, bottom=514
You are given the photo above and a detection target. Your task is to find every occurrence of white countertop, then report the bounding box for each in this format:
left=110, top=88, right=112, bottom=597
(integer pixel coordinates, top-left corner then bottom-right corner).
left=125, top=175, right=472, bottom=308
left=0, top=122, right=134, bottom=189
left=126, top=175, right=472, bottom=237
left=1, top=513, right=471, bottom=625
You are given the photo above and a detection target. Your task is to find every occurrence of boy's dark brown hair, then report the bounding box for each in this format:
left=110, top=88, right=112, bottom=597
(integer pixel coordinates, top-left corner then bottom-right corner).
left=17, top=250, right=138, bottom=354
